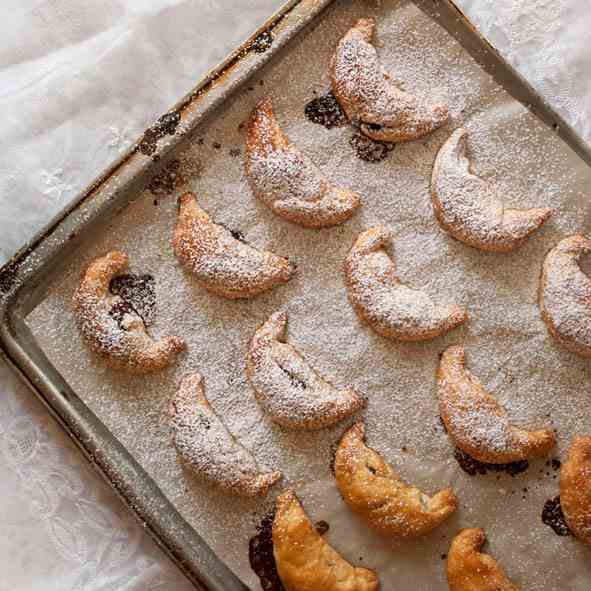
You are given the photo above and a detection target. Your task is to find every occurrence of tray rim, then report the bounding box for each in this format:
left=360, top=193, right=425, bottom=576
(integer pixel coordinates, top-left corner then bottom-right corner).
left=2, top=0, right=591, bottom=589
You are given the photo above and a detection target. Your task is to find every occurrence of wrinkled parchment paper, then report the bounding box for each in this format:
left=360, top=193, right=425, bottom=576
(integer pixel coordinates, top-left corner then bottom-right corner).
left=27, top=1, right=591, bottom=588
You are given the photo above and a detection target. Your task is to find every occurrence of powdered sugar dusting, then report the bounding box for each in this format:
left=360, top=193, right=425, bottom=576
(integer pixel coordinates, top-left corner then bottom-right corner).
left=246, top=310, right=365, bottom=429
left=169, top=372, right=281, bottom=496
left=25, top=1, right=591, bottom=589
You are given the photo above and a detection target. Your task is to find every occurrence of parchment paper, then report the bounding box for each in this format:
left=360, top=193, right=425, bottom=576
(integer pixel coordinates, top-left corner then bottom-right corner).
left=26, top=1, right=591, bottom=589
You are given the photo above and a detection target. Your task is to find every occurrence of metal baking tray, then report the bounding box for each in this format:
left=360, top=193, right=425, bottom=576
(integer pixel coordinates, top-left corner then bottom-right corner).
left=1, top=1, right=590, bottom=589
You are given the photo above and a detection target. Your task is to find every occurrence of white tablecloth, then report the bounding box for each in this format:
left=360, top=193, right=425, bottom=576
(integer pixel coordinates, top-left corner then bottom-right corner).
left=1, top=1, right=589, bottom=589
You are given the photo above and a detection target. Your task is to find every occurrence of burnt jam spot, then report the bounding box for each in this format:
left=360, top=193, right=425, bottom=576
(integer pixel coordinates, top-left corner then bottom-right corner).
left=147, top=159, right=182, bottom=196
left=367, top=464, right=377, bottom=475
left=350, top=131, right=395, bottom=162
left=278, top=363, right=307, bottom=389
left=453, top=448, right=529, bottom=477
left=542, top=496, right=572, bottom=536
left=109, top=274, right=156, bottom=327
left=366, top=122, right=383, bottom=131
left=439, top=416, right=448, bottom=433
left=138, top=111, right=181, bottom=156
left=249, top=30, right=274, bottom=54
left=249, top=512, right=286, bottom=591
left=0, top=258, right=21, bottom=294
left=315, top=520, right=330, bottom=535
left=304, top=92, right=347, bottom=129
left=328, top=439, right=339, bottom=475
left=551, top=458, right=562, bottom=470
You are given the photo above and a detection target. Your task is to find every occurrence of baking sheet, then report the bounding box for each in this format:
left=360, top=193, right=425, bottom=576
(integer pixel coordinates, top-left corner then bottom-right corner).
left=26, top=0, right=591, bottom=589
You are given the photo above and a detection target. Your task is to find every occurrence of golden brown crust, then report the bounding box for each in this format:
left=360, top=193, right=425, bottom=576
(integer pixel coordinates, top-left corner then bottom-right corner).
left=560, top=435, right=591, bottom=544
left=246, top=311, right=365, bottom=430
left=245, top=96, right=361, bottom=228
left=539, top=235, right=591, bottom=357
left=431, top=128, right=553, bottom=252
left=334, top=422, right=457, bottom=538
left=437, top=345, right=556, bottom=463
left=72, top=251, right=185, bottom=373
left=172, top=192, right=295, bottom=298
left=330, top=18, right=448, bottom=143
left=344, top=226, right=468, bottom=341
left=447, top=528, right=520, bottom=591
left=169, top=373, right=281, bottom=496
left=272, top=490, right=380, bottom=591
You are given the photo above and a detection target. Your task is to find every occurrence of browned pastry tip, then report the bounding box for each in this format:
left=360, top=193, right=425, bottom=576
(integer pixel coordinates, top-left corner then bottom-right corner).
left=245, top=96, right=361, bottom=228
left=438, top=345, right=556, bottom=464
left=335, top=422, right=457, bottom=538
left=447, top=528, right=520, bottom=591
left=272, top=489, right=380, bottom=591
left=560, top=435, right=591, bottom=544
left=173, top=191, right=295, bottom=298
left=330, top=18, right=449, bottom=142
left=73, top=251, right=185, bottom=373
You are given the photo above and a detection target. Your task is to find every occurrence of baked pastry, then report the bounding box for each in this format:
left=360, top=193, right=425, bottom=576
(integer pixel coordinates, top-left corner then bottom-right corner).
left=447, top=528, right=519, bottom=591
left=330, top=17, right=448, bottom=142
left=246, top=310, right=365, bottom=430
left=245, top=96, right=361, bottom=228
left=560, top=435, right=591, bottom=544
left=431, top=128, right=553, bottom=252
left=169, top=373, right=281, bottom=496
left=334, top=422, right=457, bottom=537
left=438, top=345, right=556, bottom=463
left=272, top=489, right=380, bottom=591
left=539, top=235, right=591, bottom=356
left=344, top=226, right=468, bottom=341
left=73, top=251, right=185, bottom=373
left=173, top=192, right=295, bottom=299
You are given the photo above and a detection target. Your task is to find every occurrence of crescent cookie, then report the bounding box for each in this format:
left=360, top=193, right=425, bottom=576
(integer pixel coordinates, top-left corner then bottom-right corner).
left=447, top=528, right=519, bottom=591
left=539, top=235, right=591, bottom=357
left=330, top=17, right=448, bottom=142
left=431, top=128, right=553, bottom=252
left=173, top=192, right=295, bottom=299
left=73, top=251, right=185, bottom=373
left=344, top=226, right=468, bottom=341
left=438, top=345, right=556, bottom=464
left=273, top=490, right=380, bottom=591
left=246, top=311, right=365, bottom=430
left=334, top=422, right=457, bottom=538
left=560, top=435, right=591, bottom=544
left=169, top=373, right=281, bottom=496
left=245, top=96, right=361, bottom=228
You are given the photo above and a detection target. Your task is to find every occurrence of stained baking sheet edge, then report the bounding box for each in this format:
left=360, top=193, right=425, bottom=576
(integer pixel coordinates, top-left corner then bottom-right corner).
left=1, top=0, right=591, bottom=589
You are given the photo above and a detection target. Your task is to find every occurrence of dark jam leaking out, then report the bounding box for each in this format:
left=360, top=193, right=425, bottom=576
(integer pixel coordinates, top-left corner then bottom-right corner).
left=453, top=448, right=529, bottom=477
left=304, top=92, right=347, bottom=129
left=542, top=496, right=572, bottom=537
left=350, top=131, right=395, bottom=162
left=278, top=363, right=307, bottom=389
left=138, top=111, right=181, bottom=155
left=109, top=274, right=156, bottom=327
left=249, top=512, right=286, bottom=591
left=147, top=159, right=182, bottom=196
left=250, top=30, right=274, bottom=53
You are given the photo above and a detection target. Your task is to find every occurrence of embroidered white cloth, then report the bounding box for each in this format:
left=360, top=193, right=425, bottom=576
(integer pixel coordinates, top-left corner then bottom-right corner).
left=0, top=0, right=589, bottom=589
